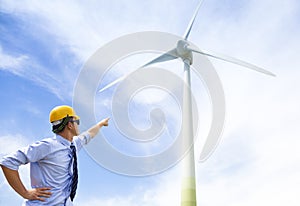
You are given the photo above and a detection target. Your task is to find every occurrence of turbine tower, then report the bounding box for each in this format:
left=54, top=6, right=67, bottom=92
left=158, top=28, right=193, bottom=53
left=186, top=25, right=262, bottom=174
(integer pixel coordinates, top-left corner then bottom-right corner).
left=99, top=1, right=275, bottom=205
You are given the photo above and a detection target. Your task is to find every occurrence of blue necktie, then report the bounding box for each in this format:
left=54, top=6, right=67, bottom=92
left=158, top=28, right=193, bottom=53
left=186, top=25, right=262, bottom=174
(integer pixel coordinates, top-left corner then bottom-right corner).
left=70, top=144, right=78, bottom=201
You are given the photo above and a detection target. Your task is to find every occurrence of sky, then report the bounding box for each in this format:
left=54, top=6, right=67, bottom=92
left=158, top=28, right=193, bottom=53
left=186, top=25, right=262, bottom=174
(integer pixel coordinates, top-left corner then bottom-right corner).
left=0, top=0, right=300, bottom=205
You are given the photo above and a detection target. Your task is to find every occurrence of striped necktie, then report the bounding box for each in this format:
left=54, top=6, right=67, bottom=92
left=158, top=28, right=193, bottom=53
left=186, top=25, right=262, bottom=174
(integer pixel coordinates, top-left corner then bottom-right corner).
left=70, top=144, right=78, bottom=201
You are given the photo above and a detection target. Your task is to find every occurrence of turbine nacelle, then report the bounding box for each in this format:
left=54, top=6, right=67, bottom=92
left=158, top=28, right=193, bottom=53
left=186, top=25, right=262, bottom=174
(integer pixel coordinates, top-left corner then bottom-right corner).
left=176, top=40, right=193, bottom=64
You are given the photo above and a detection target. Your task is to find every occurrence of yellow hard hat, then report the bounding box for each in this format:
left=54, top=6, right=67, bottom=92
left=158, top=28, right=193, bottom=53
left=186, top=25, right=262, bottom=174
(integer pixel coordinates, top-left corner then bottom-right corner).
left=49, top=105, right=79, bottom=123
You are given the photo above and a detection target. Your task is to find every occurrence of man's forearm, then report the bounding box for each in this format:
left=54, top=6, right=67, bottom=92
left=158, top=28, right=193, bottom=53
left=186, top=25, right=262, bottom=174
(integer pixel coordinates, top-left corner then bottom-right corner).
left=87, top=118, right=109, bottom=138
left=1, top=165, right=28, bottom=198
left=1, top=165, right=52, bottom=201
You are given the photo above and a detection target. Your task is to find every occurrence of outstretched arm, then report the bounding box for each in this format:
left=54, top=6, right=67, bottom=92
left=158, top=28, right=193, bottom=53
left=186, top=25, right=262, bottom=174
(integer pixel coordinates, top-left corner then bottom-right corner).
left=1, top=165, right=51, bottom=201
left=87, top=117, right=110, bottom=138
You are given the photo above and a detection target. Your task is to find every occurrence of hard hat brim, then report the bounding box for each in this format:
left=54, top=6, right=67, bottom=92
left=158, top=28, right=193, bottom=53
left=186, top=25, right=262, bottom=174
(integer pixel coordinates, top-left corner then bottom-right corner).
left=73, top=115, right=80, bottom=120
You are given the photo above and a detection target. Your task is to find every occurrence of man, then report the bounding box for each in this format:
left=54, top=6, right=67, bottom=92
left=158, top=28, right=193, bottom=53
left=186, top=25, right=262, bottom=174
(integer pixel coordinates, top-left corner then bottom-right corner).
left=0, top=105, right=109, bottom=205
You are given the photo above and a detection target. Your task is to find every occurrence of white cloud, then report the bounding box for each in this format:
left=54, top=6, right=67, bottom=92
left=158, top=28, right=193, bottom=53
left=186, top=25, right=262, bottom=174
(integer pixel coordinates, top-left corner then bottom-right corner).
left=1, top=0, right=113, bottom=60
left=0, top=47, right=70, bottom=100
left=0, top=134, right=31, bottom=156
left=196, top=125, right=300, bottom=205
left=0, top=46, right=29, bottom=75
left=77, top=168, right=181, bottom=206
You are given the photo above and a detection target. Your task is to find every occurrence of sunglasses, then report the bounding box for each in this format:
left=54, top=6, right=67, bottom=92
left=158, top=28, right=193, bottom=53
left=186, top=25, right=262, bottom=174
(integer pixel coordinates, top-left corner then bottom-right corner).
left=70, top=119, right=80, bottom=125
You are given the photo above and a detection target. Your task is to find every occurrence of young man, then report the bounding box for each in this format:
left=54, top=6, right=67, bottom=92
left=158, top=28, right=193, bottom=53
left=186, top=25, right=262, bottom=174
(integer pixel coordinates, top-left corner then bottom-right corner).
left=0, top=105, right=109, bottom=205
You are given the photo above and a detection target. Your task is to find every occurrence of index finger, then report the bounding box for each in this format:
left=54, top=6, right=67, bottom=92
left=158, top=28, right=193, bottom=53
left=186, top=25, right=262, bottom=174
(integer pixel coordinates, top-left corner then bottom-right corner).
left=38, top=187, right=52, bottom=191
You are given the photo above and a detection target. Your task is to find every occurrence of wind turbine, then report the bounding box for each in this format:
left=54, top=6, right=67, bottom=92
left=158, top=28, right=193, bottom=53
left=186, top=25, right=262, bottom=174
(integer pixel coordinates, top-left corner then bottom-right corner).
left=99, top=1, right=275, bottom=205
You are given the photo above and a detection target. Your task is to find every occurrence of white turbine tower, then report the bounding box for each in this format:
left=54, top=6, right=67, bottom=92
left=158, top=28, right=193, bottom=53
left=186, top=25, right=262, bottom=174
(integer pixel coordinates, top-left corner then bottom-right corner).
left=99, top=1, right=275, bottom=205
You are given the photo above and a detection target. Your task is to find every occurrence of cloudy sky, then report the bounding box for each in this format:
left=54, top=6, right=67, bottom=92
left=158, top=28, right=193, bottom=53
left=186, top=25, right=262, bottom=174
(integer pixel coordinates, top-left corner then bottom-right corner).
left=0, top=0, right=300, bottom=205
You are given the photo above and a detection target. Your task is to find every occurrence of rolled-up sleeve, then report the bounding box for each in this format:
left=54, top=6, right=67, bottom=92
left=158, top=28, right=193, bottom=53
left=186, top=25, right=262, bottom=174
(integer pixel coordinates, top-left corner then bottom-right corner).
left=74, top=132, right=91, bottom=151
left=0, top=141, right=50, bottom=171
left=0, top=149, right=29, bottom=170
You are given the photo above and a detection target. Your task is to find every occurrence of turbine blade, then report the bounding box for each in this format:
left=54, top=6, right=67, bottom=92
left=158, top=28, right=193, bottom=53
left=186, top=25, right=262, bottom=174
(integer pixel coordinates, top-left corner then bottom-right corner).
left=183, top=0, right=205, bottom=40
left=99, top=49, right=178, bottom=93
left=189, top=48, right=276, bottom=76
left=141, top=49, right=179, bottom=68
left=98, top=75, right=126, bottom=93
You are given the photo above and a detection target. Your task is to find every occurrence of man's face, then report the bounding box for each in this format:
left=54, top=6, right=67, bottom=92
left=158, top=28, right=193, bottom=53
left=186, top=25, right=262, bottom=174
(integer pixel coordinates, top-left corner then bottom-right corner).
left=70, top=118, right=80, bottom=136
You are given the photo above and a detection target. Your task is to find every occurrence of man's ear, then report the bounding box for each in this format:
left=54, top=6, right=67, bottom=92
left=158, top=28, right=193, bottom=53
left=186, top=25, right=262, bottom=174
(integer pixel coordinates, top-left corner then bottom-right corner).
left=67, top=121, right=73, bottom=129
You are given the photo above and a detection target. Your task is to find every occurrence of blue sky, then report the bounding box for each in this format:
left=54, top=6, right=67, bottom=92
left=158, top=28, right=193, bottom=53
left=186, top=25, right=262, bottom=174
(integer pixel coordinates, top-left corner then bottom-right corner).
left=1, top=0, right=300, bottom=205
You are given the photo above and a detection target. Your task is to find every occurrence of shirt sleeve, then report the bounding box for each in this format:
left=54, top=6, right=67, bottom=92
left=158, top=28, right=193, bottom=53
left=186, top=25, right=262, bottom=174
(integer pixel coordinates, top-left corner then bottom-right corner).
left=73, top=132, right=91, bottom=152
left=0, top=140, right=51, bottom=171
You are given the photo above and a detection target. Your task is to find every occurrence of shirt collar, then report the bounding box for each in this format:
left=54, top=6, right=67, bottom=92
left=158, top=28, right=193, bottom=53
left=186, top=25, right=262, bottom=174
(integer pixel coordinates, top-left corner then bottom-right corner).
left=56, top=134, right=72, bottom=147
